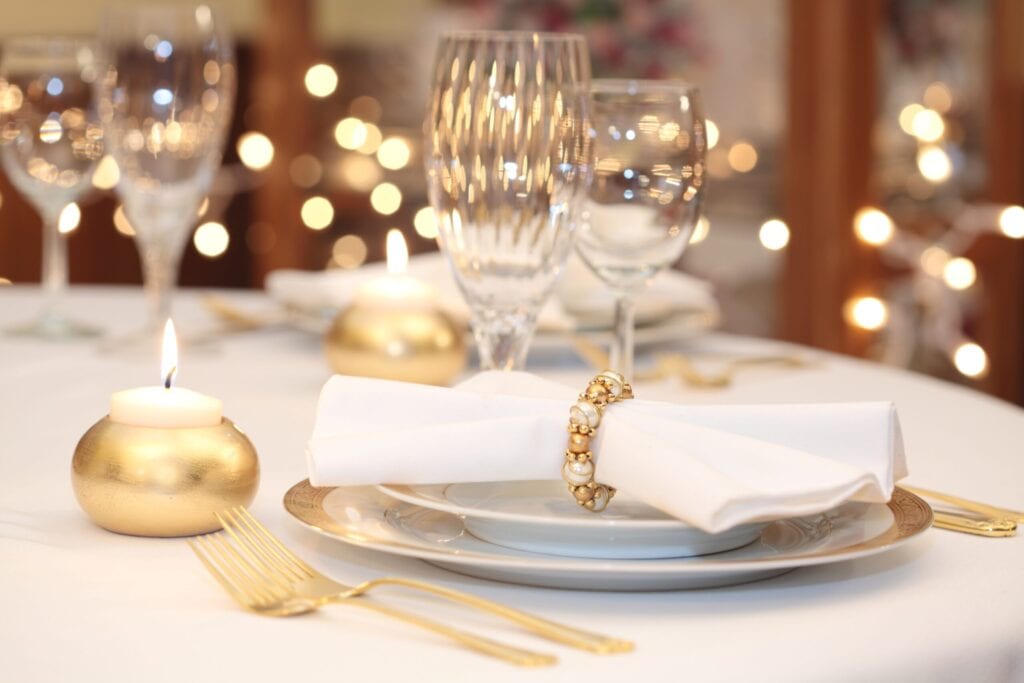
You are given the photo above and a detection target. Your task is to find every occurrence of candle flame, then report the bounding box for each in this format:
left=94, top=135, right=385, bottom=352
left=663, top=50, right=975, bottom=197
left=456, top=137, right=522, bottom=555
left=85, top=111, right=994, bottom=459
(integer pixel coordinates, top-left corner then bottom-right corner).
left=386, top=229, right=408, bottom=275
left=161, top=319, right=178, bottom=389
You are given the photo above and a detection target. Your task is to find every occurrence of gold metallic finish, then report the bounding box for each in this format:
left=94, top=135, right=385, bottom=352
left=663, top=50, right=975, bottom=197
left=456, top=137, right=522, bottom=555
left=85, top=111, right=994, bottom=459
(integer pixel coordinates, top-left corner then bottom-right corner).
left=72, top=417, right=259, bottom=537
left=563, top=370, right=633, bottom=512
left=324, top=303, right=467, bottom=386
left=189, top=509, right=558, bottom=667
left=902, top=485, right=1024, bottom=524
left=932, top=510, right=1017, bottom=537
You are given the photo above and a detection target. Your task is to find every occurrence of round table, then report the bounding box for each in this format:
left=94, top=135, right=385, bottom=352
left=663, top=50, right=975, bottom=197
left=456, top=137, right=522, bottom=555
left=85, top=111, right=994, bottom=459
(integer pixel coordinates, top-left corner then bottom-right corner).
left=2, top=285, right=1022, bottom=682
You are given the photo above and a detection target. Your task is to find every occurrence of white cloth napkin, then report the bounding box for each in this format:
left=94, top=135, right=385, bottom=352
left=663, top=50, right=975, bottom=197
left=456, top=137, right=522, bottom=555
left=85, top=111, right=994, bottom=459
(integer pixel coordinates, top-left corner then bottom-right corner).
left=266, top=251, right=717, bottom=332
left=306, top=372, right=908, bottom=533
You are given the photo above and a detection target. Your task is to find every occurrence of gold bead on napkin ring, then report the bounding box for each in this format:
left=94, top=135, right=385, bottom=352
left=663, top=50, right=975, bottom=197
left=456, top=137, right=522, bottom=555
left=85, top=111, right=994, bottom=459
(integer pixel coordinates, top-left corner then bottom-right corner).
left=563, top=370, right=633, bottom=512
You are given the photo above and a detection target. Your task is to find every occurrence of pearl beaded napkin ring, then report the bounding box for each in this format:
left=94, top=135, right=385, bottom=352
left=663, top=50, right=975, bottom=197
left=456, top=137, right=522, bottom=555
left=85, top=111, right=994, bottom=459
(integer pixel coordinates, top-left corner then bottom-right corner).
left=562, top=370, right=633, bottom=512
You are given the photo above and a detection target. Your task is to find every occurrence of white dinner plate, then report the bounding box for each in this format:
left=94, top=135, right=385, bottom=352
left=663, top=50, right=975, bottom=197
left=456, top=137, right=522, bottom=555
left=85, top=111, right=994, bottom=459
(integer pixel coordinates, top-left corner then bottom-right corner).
left=377, top=480, right=767, bottom=559
left=283, top=481, right=932, bottom=591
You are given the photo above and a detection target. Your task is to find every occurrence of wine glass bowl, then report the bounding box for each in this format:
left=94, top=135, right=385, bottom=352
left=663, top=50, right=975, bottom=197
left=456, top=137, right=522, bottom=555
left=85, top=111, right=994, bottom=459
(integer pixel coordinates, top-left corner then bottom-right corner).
left=575, top=79, right=706, bottom=378
left=0, top=36, right=104, bottom=337
left=424, top=31, right=592, bottom=370
left=99, top=4, right=235, bottom=339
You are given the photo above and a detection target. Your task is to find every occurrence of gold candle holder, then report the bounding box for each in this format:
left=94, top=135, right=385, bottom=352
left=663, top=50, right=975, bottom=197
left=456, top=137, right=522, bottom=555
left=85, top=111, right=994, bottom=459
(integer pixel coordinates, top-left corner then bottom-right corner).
left=71, top=417, right=259, bottom=537
left=325, top=303, right=467, bottom=386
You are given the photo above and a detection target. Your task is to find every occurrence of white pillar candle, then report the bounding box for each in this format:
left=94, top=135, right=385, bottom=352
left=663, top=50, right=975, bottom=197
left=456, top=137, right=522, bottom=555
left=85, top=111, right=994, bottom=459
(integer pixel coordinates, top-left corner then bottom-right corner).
left=354, top=229, right=437, bottom=309
left=108, top=320, right=223, bottom=428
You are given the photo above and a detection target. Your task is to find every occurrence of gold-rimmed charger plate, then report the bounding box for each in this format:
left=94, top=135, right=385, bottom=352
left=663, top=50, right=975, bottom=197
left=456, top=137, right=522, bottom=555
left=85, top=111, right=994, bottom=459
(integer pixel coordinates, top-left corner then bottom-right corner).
left=283, top=481, right=932, bottom=591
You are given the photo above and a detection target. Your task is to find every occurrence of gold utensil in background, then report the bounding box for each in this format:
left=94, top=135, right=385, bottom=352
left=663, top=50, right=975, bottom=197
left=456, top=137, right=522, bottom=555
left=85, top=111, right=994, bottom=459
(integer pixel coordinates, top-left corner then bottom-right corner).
left=903, top=486, right=1020, bottom=537
left=902, top=486, right=1024, bottom=524
left=189, top=507, right=633, bottom=665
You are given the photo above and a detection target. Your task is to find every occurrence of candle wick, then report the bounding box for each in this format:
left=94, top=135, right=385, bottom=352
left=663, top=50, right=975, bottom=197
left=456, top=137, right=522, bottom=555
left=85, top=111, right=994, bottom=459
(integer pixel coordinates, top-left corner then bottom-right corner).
left=164, top=366, right=177, bottom=389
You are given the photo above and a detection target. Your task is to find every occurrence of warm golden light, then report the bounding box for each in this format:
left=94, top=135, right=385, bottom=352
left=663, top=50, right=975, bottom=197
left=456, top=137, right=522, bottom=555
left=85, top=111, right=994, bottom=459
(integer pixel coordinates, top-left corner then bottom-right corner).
left=331, top=234, right=368, bottom=269
left=413, top=206, right=439, bottom=239
left=898, top=103, right=924, bottom=135
left=844, top=296, right=889, bottom=331
left=304, top=63, right=338, bottom=98
left=377, top=137, right=411, bottom=170
left=910, top=108, right=945, bottom=142
left=337, top=154, right=382, bottom=192
left=953, top=342, right=988, bottom=379
left=853, top=207, right=895, bottom=246
left=727, top=141, right=757, bottom=173
left=998, top=205, right=1024, bottom=238
left=334, top=117, right=367, bottom=150
left=923, top=82, right=953, bottom=113
left=161, top=319, right=178, bottom=386
left=920, top=245, right=950, bottom=277
left=386, top=228, right=409, bottom=275
left=197, top=196, right=210, bottom=218
left=0, top=277, right=11, bottom=285
left=237, top=132, right=274, bottom=171
left=349, top=95, right=382, bottom=122
left=917, top=146, right=953, bottom=183
left=193, top=221, right=230, bottom=258
left=705, top=119, right=720, bottom=150
left=301, top=196, right=334, bottom=230
left=758, top=218, right=789, bottom=251
left=113, top=205, right=135, bottom=236
left=942, top=257, right=976, bottom=290
left=58, top=202, right=81, bottom=234
left=357, top=122, right=382, bottom=155
left=370, top=182, right=402, bottom=215
left=91, top=155, right=120, bottom=190
left=689, top=216, right=710, bottom=244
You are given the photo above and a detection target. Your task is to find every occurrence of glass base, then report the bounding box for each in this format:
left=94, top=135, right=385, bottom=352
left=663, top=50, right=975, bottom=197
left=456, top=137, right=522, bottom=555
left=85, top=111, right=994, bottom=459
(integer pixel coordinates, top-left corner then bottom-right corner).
left=6, top=312, right=102, bottom=340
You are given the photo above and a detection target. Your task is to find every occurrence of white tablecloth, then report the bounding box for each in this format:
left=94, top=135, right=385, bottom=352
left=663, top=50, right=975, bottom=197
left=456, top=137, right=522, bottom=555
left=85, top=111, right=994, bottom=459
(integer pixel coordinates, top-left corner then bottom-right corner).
left=2, top=285, right=1022, bottom=683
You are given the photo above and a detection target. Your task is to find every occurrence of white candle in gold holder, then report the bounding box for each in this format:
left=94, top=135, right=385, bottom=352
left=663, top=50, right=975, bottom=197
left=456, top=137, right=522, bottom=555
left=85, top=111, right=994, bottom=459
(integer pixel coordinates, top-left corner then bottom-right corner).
left=325, top=229, right=466, bottom=385
left=72, top=321, right=259, bottom=537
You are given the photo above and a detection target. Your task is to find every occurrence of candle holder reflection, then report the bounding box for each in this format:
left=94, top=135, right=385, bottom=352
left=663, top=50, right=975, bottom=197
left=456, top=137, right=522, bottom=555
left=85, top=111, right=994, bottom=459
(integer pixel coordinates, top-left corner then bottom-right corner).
left=71, top=417, right=259, bottom=537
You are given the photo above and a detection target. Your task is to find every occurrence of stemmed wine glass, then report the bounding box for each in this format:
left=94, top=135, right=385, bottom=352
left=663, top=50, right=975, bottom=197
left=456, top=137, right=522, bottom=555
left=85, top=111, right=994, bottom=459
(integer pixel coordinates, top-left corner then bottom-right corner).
left=575, top=80, right=706, bottom=380
left=424, top=31, right=592, bottom=370
left=0, top=36, right=105, bottom=338
left=98, top=4, right=235, bottom=345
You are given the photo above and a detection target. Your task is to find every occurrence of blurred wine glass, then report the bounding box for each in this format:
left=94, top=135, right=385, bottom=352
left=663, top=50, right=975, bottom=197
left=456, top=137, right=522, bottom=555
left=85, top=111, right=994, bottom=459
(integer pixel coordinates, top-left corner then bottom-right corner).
left=0, top=36, right=104, bottom=338
left=98, top=4, right=235, bottom=344
left=575, top=80, right=706, bottom=379
left=424, top=31, right=592, bottom=370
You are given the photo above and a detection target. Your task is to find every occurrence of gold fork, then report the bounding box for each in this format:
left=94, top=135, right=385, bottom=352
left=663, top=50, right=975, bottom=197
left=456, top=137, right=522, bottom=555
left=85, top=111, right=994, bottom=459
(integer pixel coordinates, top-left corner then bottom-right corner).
left=213, top=507, right=632, bottom=654
left=189, top=524, right=555, bottom=666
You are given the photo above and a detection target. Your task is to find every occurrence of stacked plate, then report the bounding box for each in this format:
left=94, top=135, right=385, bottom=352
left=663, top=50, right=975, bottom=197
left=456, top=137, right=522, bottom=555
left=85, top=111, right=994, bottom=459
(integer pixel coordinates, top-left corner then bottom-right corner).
left=283, top=480, right=932, bottom=591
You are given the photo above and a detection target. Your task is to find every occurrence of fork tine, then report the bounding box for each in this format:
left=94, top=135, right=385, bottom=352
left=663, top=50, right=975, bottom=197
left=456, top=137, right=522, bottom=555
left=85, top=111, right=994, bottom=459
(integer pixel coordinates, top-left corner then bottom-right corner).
left=204, top=532, right=284, bottom=605
left=235, top=506, right=316, bottom=577
left=217, top=510, right=304, bottom=584
left=188, top=538, right=257, bottom=609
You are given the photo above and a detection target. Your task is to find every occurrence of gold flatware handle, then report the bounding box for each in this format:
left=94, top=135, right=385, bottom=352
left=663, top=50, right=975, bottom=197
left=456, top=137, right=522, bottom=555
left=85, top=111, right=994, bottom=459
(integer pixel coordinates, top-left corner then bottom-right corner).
left=931, top=511, right=1017, bottom=537
left=903, top=485, right=1024, bottom=523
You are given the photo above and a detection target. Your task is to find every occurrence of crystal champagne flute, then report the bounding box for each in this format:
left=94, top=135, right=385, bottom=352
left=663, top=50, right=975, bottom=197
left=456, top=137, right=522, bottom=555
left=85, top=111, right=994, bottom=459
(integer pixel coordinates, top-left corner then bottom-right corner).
left=424, top=31, right=592, bottom=370
left=575, top=80, right=706, bottom=380
left=0, top=36, right=104, bottom=338
left=98, top=4, right=235, bottom=344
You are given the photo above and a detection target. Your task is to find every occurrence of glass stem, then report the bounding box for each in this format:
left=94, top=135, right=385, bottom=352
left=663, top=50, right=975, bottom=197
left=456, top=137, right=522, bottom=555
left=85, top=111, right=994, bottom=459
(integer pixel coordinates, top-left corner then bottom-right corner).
left=470, top=307, right=537, bottom=371
left=40, top=209, right=68, bottom=322
left=610, top=294, right=636, bottom=381
left=139, top=240, right=184, bottom=329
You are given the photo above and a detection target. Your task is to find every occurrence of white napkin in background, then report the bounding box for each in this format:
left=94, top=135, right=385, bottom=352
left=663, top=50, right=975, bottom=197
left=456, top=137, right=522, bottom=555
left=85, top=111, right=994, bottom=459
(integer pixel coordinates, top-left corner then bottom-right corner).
left=306, top=371, right=908, bottom=533
left=266, top=251, right=717, bottom=332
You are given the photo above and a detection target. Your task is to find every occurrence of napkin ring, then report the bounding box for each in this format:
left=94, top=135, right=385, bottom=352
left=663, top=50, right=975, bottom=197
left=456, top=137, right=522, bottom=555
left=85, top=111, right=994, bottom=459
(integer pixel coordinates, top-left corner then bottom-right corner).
left=563, top=370, right=633, bottom=512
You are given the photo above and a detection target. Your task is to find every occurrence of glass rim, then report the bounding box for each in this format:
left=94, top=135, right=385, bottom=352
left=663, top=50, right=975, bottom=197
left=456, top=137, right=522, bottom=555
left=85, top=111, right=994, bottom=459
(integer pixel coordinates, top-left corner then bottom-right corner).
left=438, top=30, right=587, bottom=44
left=591, top=78, right=700, bottom=97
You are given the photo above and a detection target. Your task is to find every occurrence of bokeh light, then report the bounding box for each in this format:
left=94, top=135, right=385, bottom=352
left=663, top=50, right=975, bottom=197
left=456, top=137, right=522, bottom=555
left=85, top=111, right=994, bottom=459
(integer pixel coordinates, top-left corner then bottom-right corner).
left=331, top=234, right=368, bottom=269
left=942, top=257, right=976, bottom=290
left=334, top=117, right=367, bottom=150
left=758, top=218, right=790, bottom=251
left=304, top=64, right=338, bottom=98
left=853, top=207, right=895, bottom=246
left=919, top=246, right=951, bottom=277
left=113, top=205, right=135, bottom=236
left=923, top=82, right=953, bottom=113
left=289, top=154, right=323, bottom=188
left=301, top=196, right=334, bottom=230
left=357, top=122, right=383, bottom=155
left=953, top=342, right=988, bottom=379
left=705, top=119, right=720, bottom=150
left=689, top=216, right=710, bottom=244
left=377, top=137, right=411, bottom=170
left=237, top=132, right=274, bottom=171
left=337, top=154, right=382, bottom=192
left=898, top=103, right=924, bottom=135
left=91, top=155, right=120, bottom=190
left=917, top=145, right=953, bottom=183
left=193, top=221, right=230, bottom=258
left=727, top=141, right=757, bottom=173
left=413, top=206, right=439, bottom=239
left=349, top=95, right=382, bottom=122
left=844, top=296, right=889, bottom=331
left=370, top=182, right=402, bottom=215
left=998, top=205, right=1024, bottom=238
left=910, top=108, right=945, bottom=143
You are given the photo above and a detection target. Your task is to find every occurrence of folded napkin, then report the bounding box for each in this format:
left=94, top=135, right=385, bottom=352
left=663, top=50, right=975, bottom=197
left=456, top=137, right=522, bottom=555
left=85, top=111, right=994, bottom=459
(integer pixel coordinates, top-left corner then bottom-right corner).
left=307, top=372, right=908, bottom=533
left=267, top=251, right=717, bottom=332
